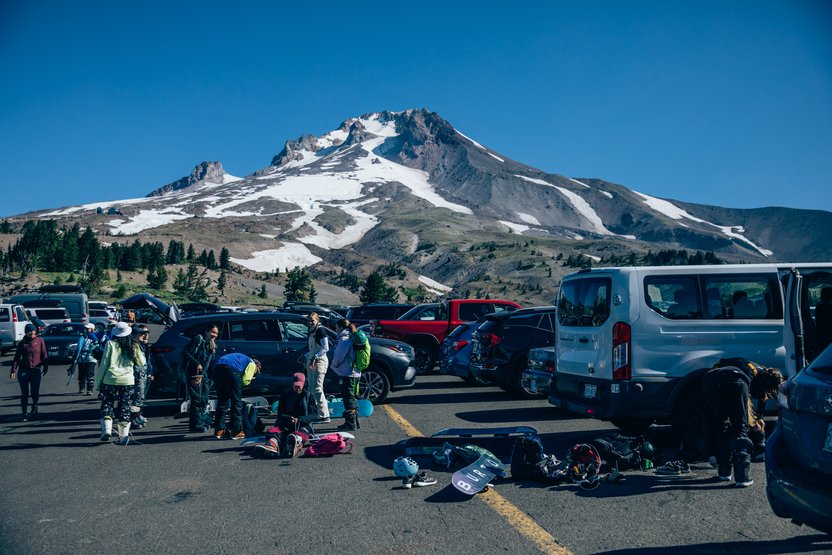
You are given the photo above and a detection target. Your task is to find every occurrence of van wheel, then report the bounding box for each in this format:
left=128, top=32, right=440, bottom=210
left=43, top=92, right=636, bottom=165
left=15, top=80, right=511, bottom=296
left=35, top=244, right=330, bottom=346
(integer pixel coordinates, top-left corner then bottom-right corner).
left=671, top=386, right=709, bottom=458
left=611, top=418, right=653, bottom=435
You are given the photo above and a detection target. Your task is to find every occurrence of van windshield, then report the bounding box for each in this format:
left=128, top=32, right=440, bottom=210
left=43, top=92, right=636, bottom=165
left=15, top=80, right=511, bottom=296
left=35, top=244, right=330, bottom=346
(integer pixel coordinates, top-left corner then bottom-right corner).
left=558, top=276, right=611, bottom=327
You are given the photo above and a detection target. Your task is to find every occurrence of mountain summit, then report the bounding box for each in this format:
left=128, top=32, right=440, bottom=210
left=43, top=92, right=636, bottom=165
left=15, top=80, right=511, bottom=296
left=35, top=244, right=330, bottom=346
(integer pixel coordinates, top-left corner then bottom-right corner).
left=27, top=109, right=832, bottom=294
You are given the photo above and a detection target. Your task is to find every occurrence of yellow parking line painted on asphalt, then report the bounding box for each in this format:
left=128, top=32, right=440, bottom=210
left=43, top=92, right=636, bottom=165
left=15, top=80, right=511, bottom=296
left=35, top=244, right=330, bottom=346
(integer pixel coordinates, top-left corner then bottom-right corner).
left=381, top=405, right=573, bottom=555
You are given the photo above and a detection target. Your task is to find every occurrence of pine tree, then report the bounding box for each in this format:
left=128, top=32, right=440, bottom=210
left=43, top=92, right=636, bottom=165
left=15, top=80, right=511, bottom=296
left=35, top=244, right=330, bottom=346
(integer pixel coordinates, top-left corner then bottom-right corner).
left=258, top=283, right=268, bottom=299
left=186, top=244, right=195, bottom=261
left=207, top=250, right=217, bottom=270
left=218, top=270, right=227, bottom=295
left=284, top=266, right=313, bottom=303
left=360, top=271, right=397, bottom=304
left=219, top=247, right=231, bottom=270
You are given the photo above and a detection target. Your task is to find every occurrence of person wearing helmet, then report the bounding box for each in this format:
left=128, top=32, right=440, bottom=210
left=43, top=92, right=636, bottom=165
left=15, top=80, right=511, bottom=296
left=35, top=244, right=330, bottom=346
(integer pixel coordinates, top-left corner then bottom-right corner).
left=70, top=323, right=99, bottom=395
left=10, top=323, right=48, bottom=421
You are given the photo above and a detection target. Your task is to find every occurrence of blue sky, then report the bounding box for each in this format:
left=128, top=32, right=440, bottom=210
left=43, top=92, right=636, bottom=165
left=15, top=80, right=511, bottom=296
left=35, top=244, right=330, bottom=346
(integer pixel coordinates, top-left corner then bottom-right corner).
left=1, top=0, right=830, bottom=218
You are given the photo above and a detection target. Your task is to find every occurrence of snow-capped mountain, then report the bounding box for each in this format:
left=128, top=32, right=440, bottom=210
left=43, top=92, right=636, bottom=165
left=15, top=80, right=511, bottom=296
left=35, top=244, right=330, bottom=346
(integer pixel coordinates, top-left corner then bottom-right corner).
left=28, top=109, right=832, bottom=289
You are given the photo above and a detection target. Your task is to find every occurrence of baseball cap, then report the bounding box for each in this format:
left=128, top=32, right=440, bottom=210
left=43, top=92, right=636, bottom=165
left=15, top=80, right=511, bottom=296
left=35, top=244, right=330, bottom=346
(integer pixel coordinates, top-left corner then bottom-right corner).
left=292, top=372, right=305, bottom=388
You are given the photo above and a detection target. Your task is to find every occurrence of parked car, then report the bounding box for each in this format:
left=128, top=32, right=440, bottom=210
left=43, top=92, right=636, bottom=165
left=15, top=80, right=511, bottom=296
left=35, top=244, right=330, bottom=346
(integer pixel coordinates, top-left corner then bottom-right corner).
left=280, top=304, right=341, bottom=330
left=371, top=299, right=521, bottom=373
left=148, top=312, right=417, bottom=403
left=178, top=302, right=223, bottom=318
left=41, top=323, right=87, bottom=362
left=765, top=266, right=832, bottom=534
left=26, top=307, right=72, bottom=326
left=346, top=303, right=415, bottom=327
left=88, top=308, right=116, bottom=330
left=521, top=346, right=556, bottom=397
left=0, top=303, right=29, bottom=354
left=439, top=320, right=483, bottom=383
left=470, top=307, right=557, bottom=397
left=28, top=316, right=48, bottom=335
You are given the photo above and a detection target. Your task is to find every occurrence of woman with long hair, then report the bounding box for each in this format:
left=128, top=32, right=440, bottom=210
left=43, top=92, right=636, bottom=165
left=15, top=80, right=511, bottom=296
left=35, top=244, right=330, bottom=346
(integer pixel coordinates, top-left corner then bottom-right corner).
left=95, top=322, right=143, bottom=445
left=10, top=323, right=48, bottom=421
left=182, top=324, right=218, bottom=433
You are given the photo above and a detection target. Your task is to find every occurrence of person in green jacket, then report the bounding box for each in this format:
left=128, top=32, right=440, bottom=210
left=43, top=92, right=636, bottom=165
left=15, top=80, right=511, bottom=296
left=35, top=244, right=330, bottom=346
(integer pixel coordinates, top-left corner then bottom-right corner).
left=96, top=322, right=144, bottom=445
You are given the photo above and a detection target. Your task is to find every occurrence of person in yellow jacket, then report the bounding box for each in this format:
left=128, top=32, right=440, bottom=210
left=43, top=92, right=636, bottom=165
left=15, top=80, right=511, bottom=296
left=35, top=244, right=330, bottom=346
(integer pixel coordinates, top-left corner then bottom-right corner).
left=95, top=322, right=144, bottom=445
left=211, top=353, right=261, bottom=440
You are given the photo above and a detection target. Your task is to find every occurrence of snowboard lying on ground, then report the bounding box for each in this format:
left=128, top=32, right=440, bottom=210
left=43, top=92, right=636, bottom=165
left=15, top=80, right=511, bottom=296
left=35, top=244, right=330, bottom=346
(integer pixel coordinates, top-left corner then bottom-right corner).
left=270, top=397, right=374, bottom=418
left=240, top=431, right=355, bottom=446
left=402, top=426, right=538, bottom=458
left=452, top=453, right=507, bottom=495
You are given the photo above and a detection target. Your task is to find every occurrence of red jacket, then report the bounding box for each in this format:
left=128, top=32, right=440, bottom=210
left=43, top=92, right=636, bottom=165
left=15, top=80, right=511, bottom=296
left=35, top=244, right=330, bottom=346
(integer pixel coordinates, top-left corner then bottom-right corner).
left=12, top=337, right=48, bottom=372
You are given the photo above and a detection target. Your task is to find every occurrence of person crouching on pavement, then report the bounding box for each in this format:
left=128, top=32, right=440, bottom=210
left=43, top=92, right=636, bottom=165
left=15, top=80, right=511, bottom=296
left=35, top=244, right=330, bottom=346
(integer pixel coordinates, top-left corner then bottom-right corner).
left=10, top=323, right=48, bottom=421
left=95, top=322, right=142, bottom=445
left=211, top=353, right=260, bottom=440
left=306, top=313, right=330, bottom=424
left=702, top=358, right=782, bottom=487
left=331, top=318, right=361, bottom=431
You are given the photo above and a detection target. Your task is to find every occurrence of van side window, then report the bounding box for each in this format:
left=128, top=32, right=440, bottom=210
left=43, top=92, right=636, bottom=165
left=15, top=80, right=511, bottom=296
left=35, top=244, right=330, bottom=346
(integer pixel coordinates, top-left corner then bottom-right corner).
left=558, top=277, right=611, bottom=327
left=282, top=320, right=308, bottom=341
left=0, top=308, right=9, bottom=322
left=645, top=277, right=700, bottom=319
left=229, top=319, right=281, bottom=341
left=701, top=274, right=781, bottom=320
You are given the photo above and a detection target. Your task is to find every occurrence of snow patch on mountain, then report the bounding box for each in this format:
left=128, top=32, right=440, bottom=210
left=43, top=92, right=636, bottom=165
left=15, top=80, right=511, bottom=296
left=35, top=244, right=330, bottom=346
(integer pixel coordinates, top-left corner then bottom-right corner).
left=107, top=209, right=190, bottom=235
left=419, top=275, right=452, bottom=294
left=230, top=243, right=322, bottom=273
left=634, top=191, right=772, bottom=256
left=600, top=191, right=613, bottom=199
left=488, top=153, right=504, bottom=162
left=456, top=130, right=486, bottom=150
left=569, top=178, right=590, bottom=188
left=500, top=220, right=530, bottom=233
left=517, top=213, right=541, bottom=225
left=514, top=175, right=614, bottom=236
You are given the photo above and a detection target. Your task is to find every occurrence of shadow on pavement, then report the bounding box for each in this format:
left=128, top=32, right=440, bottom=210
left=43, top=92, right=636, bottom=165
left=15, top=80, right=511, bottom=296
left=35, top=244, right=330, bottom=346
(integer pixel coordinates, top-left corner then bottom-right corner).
left=594, top=534, right=832, bottom=555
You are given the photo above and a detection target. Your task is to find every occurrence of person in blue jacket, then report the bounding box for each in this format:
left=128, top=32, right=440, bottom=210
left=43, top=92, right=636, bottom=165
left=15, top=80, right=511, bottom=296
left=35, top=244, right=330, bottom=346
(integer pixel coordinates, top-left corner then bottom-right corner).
left=211, top=353, right=260, bottom=440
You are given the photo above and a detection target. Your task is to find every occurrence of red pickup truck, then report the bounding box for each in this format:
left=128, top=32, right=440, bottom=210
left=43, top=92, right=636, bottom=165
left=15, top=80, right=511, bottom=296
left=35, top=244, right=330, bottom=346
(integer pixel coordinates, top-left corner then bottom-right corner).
left=369, top=299, right=521, bottom=373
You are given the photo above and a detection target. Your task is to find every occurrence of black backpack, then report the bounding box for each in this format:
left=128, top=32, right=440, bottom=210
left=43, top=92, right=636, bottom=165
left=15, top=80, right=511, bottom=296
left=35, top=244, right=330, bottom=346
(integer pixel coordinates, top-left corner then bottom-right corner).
left=590, top=433, right=652, bottom=471
left=510, top=435, right=547, bottom=481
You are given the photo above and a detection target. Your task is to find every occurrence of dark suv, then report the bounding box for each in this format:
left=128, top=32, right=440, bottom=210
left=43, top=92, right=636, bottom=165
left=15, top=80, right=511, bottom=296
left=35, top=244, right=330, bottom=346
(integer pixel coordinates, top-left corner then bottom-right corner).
left=346, top=303, right=414, bottom=327
left=148, top=312, right=416, bottom=403
left=469, top=307, right=557, bottom=398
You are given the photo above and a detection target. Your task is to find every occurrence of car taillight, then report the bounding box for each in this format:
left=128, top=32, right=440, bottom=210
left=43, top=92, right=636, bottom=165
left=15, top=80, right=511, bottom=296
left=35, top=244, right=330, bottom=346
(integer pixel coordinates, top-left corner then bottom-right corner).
left=452, top=339, right=469, bottom=351
left=481, top=333, right=501, bottom=347
left=82, top=314, right=88, bottom=323
left=777, top=379, right=791, bottom=417
left=612, top=322, right=631, bottom=381
left=12, top=312, right=18, bottom=322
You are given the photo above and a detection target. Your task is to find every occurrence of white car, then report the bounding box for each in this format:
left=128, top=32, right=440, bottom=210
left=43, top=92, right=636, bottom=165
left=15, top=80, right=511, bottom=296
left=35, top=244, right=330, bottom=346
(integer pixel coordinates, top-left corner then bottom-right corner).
left=0, top=303, right=29, bottom=354
left=88, top=308, right=116, bottom=331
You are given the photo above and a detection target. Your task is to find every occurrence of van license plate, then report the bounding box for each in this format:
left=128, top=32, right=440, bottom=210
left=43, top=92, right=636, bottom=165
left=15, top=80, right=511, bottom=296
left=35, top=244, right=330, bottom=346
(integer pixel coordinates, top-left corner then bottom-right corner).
left=584, top=384, right=597, bottom=399
left=824, top=423, right=832, bottom=453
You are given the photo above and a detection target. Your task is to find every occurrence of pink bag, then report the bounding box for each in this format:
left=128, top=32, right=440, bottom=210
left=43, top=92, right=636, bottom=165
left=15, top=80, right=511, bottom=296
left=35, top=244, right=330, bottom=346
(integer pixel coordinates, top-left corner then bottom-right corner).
left=304, top=433, right=353, bottom=457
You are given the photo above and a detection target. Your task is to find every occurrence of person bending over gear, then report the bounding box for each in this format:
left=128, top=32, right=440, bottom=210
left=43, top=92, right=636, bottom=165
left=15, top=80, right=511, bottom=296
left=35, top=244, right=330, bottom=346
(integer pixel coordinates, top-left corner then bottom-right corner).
left=702, top=358, right=782, bottom=487
left=211, top=353, right=260, bottom=440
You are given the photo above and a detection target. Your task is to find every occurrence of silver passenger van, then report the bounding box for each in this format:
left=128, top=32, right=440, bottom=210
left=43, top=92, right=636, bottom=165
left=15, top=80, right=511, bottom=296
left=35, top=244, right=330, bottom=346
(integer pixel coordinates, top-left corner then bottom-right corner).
left=548, top=263, right=832, bottom=443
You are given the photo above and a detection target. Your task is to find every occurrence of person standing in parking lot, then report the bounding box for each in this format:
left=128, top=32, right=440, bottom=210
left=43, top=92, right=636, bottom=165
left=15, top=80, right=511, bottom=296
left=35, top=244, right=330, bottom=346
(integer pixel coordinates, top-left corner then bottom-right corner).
left=71, top=323, right=98, bottom=395
left=95, top=322, right=142, bottom=445
left=129, top=326, right=152, bottom=429
left=306, top=313, right=330, bottom=423
left=10, top=323, right=48, bottom=421
left=330, top=319, right=360, bottom=431
left=182, top=324, right=218, bottom=432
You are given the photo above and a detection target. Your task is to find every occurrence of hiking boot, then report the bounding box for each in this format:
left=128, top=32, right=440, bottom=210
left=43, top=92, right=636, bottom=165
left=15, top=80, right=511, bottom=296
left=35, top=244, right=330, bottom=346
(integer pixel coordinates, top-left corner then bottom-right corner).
left=412, top=472, right=437, bottom=487
left=231, top=431, right=246, bottom=440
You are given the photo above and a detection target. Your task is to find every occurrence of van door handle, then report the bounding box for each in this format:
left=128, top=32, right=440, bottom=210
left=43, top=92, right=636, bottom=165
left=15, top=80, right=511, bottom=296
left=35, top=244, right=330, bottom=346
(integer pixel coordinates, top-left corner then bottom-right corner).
left=578, top=337, right=589, bottom=344
left=281, top=348, right=297, bottom=353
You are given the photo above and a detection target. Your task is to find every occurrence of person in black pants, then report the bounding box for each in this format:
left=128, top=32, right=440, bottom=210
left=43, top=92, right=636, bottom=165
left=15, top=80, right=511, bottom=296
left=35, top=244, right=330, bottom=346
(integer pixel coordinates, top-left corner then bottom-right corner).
left=10, top=324, right=48, bottom=421
left=211, top=353, right=260, bottom=440
left=703, top=358, right=781, bottom=487
left=181, top=324, right=218, bottom=432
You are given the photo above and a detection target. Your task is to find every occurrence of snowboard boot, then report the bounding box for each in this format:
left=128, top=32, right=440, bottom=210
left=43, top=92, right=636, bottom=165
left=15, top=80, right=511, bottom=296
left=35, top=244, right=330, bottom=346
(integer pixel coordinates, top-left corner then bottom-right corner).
left=337, top=410, right=357, bottom=431
left=100, top=416, right=113, bottom=441
left=733, top=450, right=752, bottom=487
left=116, top=422, right=131, bottom=446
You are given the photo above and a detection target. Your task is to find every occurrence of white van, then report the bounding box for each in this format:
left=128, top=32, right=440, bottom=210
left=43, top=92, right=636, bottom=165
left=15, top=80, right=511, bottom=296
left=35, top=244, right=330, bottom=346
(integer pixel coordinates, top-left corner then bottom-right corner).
left=0, top=303, right=30, bottom=354
left=549, top=263, right=832, bottom=443
left=25, top=307, right=72, bottom=326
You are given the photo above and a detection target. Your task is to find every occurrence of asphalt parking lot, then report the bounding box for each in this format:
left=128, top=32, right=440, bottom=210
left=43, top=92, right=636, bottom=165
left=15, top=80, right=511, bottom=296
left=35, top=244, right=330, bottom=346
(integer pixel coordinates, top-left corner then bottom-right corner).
left=0, top=352, right=830, bottom=555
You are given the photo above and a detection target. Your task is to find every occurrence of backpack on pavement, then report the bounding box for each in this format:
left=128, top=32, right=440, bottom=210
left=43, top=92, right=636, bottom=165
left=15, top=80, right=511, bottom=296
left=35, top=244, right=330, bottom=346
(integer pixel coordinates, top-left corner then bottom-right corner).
left=510, top=435, right=548, bottom=481
left=305, top=433, right=353, bottom=457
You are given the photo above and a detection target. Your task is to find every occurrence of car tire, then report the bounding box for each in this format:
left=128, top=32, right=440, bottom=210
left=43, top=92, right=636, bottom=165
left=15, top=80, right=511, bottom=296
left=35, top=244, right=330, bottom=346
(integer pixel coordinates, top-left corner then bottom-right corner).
left=671, top=385, right=709, bottom=457
left=511, top=357, right=543, bottom=399
left=357, top=365, right=391, bottom=404
left=412, top=344, right=437, bottom=374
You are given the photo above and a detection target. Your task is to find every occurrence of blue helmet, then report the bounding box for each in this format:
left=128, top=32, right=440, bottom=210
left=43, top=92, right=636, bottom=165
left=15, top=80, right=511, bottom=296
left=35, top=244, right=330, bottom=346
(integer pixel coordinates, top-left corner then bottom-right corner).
left=393, top=456, right=419, bottom=478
